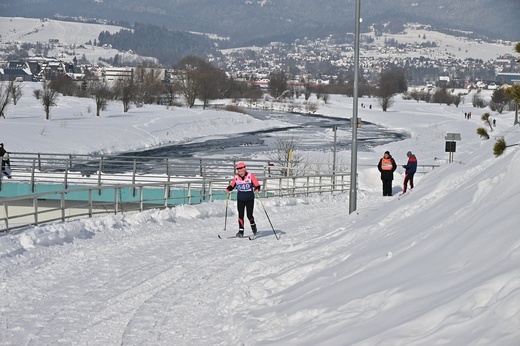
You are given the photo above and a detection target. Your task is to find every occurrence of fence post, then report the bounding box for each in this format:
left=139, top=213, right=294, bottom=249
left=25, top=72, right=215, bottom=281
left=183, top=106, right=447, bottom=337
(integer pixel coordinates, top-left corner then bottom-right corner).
left=132, top=159, right=137, bottom=197
left=31, top=159, right=36, bottom=193
left=2, top=202, right=9, bottom=231
left=188, top=182, right=192, bottom=205
left=64, top=156, right=71, bottom=189
left=88, top=189, right=93, bottom=217
left=114, top=188, right=119, bottom=214
left=33, top=197, right=39, bottom=225
left=61, top=192, right=65, bottom=222
left=166, top=158, right=171, bottom=182
left=140, top=187, right=144, bottom=212
left=201, top=165, right=206, bottom=201
left=97, top=157, right=104, bottom=195
left=166, top=159, right=171, bottom=198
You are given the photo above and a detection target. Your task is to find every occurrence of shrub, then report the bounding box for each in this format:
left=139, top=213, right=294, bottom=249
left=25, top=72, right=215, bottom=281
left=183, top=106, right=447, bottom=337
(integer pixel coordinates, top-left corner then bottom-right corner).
left=224, top=104, right=245, bottom=114
left=493, top=137, right=506, bottom=157
left=476, top=127, right=489, bottom=139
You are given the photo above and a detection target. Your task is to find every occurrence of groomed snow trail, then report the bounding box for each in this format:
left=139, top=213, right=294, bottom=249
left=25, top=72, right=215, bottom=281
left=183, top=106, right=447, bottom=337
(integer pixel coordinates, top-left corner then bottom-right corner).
left=1, top=196, right=353, bottom=345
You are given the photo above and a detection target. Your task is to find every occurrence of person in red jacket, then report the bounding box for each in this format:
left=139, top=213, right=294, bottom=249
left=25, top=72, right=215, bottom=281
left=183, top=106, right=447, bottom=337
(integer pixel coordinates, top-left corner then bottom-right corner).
left=402, top=151, right=417, bottom=193
left=377, top=151, right=397, bottom=196
left=225, top=162, right=261, bottom=237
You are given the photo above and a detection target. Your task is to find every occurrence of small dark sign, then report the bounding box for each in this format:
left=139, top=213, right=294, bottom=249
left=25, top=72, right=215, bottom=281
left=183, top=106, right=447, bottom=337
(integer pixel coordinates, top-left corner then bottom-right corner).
left=445, top=141, right=456, bottom=152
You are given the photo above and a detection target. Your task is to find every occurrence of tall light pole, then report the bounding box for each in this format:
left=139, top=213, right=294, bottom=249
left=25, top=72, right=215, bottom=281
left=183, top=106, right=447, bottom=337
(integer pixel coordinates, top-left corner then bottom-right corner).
left=349, top=0, right=361, bottom=214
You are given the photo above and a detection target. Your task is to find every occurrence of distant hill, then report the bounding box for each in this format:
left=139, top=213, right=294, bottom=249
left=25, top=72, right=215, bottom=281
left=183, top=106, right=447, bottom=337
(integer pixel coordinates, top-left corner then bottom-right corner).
left=1, top=0, right=519, bottom=46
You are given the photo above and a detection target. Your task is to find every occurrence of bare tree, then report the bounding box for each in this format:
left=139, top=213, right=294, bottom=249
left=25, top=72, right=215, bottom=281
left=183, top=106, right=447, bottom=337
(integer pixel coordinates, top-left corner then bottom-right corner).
left=175, top=69, right=198, bottom=108
left=173, top=56, right=204, bottom=108
left=163, top=82, right=181, bottom=107
left=40, top=83, right=59, bottom=120
left=303, top=80, right=312, bottom=100
left=198, top=64, right=229, bottom=109
left=89, top=80, right=112, bottom=117
left=376, top=80, right=395, bottom=112
left=172, top=56, right=230, bottom=109
left=0, top=82, right=13, bottom=118
left=134, top=66, right=164, bottom=105
left=268, top=70, right=288, bottom=99
left=113, top=77, right=136, bottom=112
left=9, top=80, right=23, bottom=105
left=268, top=136, right=306, bottom=176
left=376, top=69, right=407, bottom=112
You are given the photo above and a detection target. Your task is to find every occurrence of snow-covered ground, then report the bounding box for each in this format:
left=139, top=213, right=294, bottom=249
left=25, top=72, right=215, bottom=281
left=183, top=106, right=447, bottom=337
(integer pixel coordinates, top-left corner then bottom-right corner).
left=0, top=17, right=152, bottom=64
left=363, top=24, right=515, bottom=61
left=1, top=81, right=519, bottom=345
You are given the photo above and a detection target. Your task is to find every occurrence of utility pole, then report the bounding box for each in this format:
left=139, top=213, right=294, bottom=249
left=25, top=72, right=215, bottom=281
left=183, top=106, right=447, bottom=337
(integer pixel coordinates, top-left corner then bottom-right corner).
left=349, top=0, right=361, bottom=214
left=332, top=126, right=337, bottom=174
left=515, top=102, right=519, bottom=125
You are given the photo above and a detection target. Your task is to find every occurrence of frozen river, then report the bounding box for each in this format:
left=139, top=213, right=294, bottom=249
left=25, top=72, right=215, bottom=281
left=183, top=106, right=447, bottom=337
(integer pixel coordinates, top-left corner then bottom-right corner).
left=129, top=109, right=408, bottom=158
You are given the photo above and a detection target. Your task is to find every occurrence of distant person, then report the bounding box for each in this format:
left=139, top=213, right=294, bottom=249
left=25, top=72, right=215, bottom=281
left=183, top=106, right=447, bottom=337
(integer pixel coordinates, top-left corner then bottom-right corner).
left=0, top=143, right=12, bottom=179
left=377, top=151, right=397, bottom=196
left=402, top=151, right=417, bottom=194
left=225, top=161, right=261, bottom=237
left=493, top=119, right=496, bottom=127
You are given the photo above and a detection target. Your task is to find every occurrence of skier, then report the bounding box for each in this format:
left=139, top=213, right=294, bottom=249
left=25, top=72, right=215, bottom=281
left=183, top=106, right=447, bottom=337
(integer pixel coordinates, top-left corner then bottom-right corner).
left=225, top=161, right=261, bottom=237
left=0, top=143, right=12, bottom=179
left=402, top=151, right=417, bottom=193
left=377, top=151, right=397, bottom=196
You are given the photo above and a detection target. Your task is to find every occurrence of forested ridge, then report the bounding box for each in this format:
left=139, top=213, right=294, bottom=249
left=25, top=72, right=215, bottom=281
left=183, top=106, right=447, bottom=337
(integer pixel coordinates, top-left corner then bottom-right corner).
left=1, top=0, right=519, bottom=44
left=97, top=23, right=221, bottom=66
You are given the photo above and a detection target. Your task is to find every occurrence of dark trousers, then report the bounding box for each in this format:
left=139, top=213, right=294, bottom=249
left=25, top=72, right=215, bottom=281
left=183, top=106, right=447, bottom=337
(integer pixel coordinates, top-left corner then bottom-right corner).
left=237, top=199, right=255, bottom=229
left=403, top=173, right=415, bottom=193
left=1, top=160, right=9, bottom=176
left=382, top=179, right=393, bottom=196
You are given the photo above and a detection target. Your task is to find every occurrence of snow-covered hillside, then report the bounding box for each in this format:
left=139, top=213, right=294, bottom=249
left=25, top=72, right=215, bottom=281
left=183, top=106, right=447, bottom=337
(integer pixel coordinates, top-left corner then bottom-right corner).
left=0, top=17, right=152, bottom=64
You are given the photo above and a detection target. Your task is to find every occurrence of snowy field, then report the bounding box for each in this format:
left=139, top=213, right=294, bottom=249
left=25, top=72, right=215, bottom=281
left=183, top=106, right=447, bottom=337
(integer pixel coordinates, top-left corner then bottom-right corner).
left=1, top=80, right=519, bottom=345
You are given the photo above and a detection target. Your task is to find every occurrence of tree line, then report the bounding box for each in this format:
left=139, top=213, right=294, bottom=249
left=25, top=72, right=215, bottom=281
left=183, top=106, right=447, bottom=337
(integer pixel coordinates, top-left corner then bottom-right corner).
left=97, top=23, right=220, bottom=67
left=2, top=43, right=519, bottom=121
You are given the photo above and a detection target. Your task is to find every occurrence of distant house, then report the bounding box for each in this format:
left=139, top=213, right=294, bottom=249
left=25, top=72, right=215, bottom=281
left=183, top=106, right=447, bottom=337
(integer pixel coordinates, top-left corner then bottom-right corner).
left=496, top=72, right=520, bottom=85
left=103, top=66, right=134, bottom=83
left=438, top=76, right=450, bottom=87
left=0, top=61, right=34, bottom=82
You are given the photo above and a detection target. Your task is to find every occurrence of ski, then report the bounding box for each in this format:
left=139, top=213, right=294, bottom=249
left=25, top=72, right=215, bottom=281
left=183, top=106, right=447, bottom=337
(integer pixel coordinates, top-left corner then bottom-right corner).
left=398, top=191, right=410, bottom=199
left=218, top=234, right=253, bottom=239
left=218, top=234, right=258, bottom=240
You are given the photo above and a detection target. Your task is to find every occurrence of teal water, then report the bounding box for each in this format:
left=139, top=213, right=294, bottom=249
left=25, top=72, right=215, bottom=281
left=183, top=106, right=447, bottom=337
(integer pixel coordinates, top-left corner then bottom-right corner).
left=0, top=182, right=228, bottom=205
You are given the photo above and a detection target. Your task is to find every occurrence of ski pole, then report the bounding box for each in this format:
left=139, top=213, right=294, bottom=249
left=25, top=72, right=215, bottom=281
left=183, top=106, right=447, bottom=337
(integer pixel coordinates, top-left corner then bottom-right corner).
left=224, top=192, right=230, bottom=231
left=256, top=194, right=279, bottom=240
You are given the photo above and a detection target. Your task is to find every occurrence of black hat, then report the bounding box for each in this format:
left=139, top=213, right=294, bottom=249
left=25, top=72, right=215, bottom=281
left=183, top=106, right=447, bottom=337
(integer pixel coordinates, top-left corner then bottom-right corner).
left=384, top=151, right=390, bottom=155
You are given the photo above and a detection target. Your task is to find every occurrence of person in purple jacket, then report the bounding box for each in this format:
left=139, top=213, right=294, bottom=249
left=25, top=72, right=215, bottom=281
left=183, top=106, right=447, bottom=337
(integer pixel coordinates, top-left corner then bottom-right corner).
left=402, top=151, right=417, bottom=193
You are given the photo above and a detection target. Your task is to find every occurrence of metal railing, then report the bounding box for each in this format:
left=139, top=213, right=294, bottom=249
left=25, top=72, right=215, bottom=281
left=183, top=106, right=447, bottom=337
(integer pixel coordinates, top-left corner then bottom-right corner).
left=0, top=152, right=439, bottom=232
left=0, top=152, right=352, bottom=190
left=1, top=173, right=350, bottom=232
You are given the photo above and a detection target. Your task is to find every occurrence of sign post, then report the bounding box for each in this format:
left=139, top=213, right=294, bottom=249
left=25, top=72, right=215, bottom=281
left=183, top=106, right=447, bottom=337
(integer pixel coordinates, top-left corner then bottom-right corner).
left=445, top=133, right=461, bottom=163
